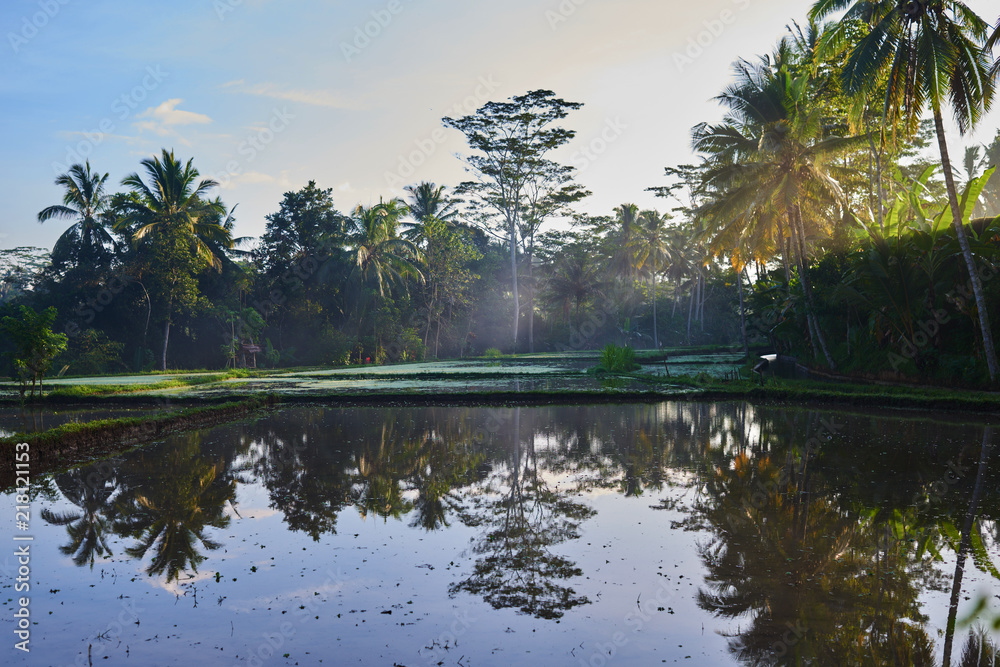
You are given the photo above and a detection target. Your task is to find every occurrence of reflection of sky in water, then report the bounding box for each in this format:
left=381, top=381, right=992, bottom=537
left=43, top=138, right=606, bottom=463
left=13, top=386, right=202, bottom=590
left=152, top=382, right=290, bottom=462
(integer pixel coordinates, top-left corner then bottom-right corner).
left=3, top=403, right=998, bottom=666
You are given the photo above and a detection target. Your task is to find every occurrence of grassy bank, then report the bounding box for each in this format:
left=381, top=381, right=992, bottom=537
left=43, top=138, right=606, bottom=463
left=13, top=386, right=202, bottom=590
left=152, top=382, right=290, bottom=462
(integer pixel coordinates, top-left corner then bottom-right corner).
left=0, top=395, right=276, bottom=488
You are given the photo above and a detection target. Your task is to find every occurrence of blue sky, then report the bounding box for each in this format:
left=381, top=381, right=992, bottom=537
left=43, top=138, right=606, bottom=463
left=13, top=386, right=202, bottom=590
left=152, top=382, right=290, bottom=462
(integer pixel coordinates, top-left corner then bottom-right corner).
left=2, top=0, right=999, bottom=251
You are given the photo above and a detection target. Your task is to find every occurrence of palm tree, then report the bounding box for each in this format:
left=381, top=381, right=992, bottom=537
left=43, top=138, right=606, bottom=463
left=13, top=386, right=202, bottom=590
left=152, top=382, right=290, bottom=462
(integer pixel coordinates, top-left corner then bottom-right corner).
left=812, top=0, right=999, bottom=380
left=347, top=199, right=423, bottom=297
left=632, top=210, right=672, bottom=349
left=694, top=56, right=864, bottom=368
left=607, top=204, right=641, bottom=283
left=121, top=149, right=229, bottom=370
left=988, top=16, right=999, bottom=77
left=122, top=150, right=229, bottom=269
left=402, top=182, right=459, bottom=244
left=544, top=252, right=604, bottom=325
left=347, top=199, right=424, bottom=357
left=40, top=468, right=118, bottom=569
left=115, top=438, right=234, bottom=582
left=663, top=225, right=696, bottom=320
left=38, top=161, right=116, bottom=266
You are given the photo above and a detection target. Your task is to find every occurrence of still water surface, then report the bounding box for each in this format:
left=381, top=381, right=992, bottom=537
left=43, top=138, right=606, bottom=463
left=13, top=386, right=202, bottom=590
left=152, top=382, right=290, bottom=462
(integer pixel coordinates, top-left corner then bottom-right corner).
left=3, top=402, right=999, bottom=666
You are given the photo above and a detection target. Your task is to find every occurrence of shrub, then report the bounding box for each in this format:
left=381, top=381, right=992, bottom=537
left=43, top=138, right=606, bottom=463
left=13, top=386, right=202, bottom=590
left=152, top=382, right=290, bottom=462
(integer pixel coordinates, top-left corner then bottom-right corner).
left=599, top=343, right=639, bottom=373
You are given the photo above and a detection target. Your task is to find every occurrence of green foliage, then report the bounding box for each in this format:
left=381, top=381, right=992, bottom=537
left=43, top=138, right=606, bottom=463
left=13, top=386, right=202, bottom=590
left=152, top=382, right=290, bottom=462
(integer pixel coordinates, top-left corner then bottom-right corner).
left=263, top=338, right=281, bottom=367
left=313, top=325, right=353, bottom=366
left=58, top=328, right=126, bottom=376
left=1, top=305, right=69, bottom=398
left=598, top=343, right=639, bottom=373
left=395, top=328, right=425, bottom=363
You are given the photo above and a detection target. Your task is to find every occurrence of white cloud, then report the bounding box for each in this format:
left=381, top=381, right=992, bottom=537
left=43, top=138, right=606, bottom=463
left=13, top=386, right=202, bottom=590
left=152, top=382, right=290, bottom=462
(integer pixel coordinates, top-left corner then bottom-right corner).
left=134, top=99, right=212, bottom=137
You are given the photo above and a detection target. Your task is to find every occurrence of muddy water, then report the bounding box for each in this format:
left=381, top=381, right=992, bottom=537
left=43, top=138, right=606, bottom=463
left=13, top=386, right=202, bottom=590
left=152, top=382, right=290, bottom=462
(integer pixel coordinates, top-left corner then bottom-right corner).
left=3, top=403, right=999, bottom=666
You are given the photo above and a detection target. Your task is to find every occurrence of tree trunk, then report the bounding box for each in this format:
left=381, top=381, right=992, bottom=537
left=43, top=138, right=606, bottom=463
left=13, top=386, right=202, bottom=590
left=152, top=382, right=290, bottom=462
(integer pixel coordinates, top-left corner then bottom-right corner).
left=933, top=107, right=999, bottom=382
left=423, top=284, right=436, bottom=360
left=509, top=221, right=519, bottom=351
left=137, top=281, right=152, bottom=350
left=435, top=312, right=442, bottom=358
left=651, top=273, right=658, bottom=349
left=161, top=319, right=171, bottom=371
left=698, top=271, right=706, bottom=332
left=867, top=130, right=887, bottom=231
left=527, top=237, right=535, bottom=353
left=777, top=218, right=792, bottom=294
left=738, top=267, right=749, bottom=360
left=791, top=206, right=836, bottom=370
left=942, top=426, right=992, bottom=667
left=686, top=280, right=695, bottom=345
left=161, top=291, right=174, bottom=372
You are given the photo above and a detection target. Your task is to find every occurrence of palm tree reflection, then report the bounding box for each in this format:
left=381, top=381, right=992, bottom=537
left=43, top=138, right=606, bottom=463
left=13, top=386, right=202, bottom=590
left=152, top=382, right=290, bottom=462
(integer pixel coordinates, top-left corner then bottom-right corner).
left=695, top=419, right=936, bottom=665
left=114, top=435, right=234, bottom=582
left=41, top=466, right=119, bottom=568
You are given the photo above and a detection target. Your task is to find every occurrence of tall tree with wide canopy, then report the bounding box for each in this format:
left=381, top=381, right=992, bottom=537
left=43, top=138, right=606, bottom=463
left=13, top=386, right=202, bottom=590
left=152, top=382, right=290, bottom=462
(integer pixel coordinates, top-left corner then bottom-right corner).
left=256, top=180, right=345, bottom=275
left=121, top=149, right=229, bottom=370
left=811, top=0, right=999, bottom=380
left=444, top=90, right=583, bottom=351
left=38, top=161, right=116, bottom=267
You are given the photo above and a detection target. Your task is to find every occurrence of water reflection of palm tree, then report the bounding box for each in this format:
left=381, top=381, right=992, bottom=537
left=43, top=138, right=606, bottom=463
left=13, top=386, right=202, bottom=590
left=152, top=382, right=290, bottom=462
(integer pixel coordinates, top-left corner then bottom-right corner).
left=956, top=628, right=1000, bottom=666
left=696, top=439, right=935, bottom=665
left=115, top=436, right=234, bottom=582
left=353, top=420, right=420, bottom=520
left=41, top=466, right=119, bottom=568
left=451, top=408, right=594, bottom=619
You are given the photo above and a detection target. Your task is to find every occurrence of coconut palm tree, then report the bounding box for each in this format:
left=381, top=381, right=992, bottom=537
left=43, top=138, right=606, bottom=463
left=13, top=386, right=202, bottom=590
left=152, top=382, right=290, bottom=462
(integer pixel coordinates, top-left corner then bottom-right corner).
left=347, top=199, right=424, bottom=356
left=120, top=149, right=230, bottom=370
left=402, top=182, right=459, bottom=244
left=40, top=468, right=118, bottom=569
left=544, top=252, right=604, bottom=325
left=607, top=203, right=642, bottom=283
left=113, top=434, right=235, bottom=583
left=346, top=199, right=423, bottom=298
left=694, top=56, right=865, bottom=368
left=632, top=210, right=672, bottom=349
left=121, top=150, right=229, bottom=269
left=812, top=0, right=999, bottom=380
left=38, top=161, right=116, bottom=266
left=988, top=15, right=999, bottom=76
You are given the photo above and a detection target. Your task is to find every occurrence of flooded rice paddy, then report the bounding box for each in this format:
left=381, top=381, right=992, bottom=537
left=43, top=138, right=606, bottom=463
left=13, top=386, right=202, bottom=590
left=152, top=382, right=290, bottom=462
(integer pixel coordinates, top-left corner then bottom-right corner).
left=3, top=402, right=999, bottom=666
